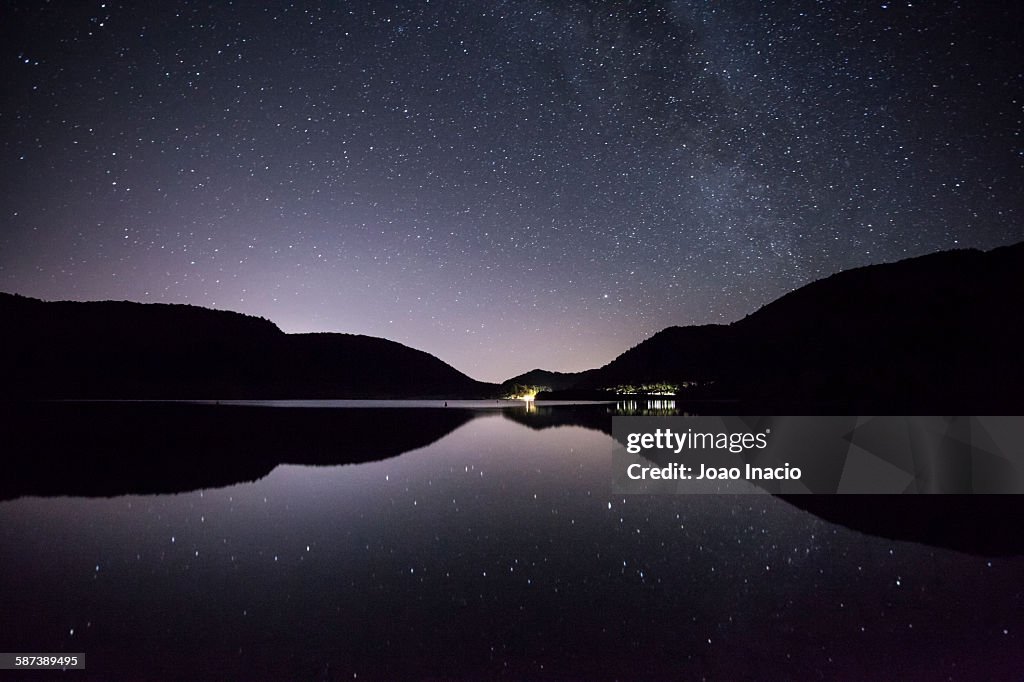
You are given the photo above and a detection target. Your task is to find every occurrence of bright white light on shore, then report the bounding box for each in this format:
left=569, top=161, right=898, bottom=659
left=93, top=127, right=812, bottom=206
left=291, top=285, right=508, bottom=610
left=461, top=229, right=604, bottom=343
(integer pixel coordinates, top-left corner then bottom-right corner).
left=518, top=392, right=536, bottom=402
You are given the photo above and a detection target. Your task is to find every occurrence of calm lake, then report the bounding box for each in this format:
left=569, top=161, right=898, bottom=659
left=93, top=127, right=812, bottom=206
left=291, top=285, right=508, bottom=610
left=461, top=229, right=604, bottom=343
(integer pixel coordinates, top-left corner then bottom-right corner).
left=0, top=401, right=1021, bottom=679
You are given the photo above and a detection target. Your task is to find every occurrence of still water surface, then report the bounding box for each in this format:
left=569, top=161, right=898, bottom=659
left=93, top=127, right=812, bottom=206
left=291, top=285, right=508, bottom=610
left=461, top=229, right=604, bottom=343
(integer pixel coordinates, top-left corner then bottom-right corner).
left=0, top=404, right=1021, bottom=679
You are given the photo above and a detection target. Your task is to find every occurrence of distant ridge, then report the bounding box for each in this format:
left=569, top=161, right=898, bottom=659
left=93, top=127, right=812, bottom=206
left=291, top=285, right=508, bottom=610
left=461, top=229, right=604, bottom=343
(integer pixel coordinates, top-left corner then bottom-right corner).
left=3, top=241, right=1022, bottom=407
left=546, top=241, right=1024, bottom=412
left=0, top=294, right=496, bottom=399
left=498, top=368, right=592, bottom=394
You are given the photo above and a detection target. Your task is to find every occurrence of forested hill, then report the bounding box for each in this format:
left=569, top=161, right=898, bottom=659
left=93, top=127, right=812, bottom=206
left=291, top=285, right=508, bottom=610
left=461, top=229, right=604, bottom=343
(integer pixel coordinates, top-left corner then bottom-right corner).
left=0, top=294, right=496, bottom=399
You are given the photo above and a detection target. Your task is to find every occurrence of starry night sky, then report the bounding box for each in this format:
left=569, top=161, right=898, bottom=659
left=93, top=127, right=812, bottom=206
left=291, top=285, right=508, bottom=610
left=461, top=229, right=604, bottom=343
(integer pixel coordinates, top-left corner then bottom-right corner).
left=2, top=1, right=1021, bottom=382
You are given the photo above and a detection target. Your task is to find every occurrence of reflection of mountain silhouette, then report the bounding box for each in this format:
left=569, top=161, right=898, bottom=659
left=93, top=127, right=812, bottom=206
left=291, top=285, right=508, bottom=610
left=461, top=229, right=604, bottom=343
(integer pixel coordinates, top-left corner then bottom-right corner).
left=0, top=402, right=477, bottom=500
left=500, top=403, right=615, bottom=433
left=614, top=412, right=1024, bottom=557
left=507, top=406, right=1023, bottom=556
left=3, top=402, right=620, bottom=500
left=780, top=495, right=1024, bottom=557
left=5, top=402, right=1021, bottom=557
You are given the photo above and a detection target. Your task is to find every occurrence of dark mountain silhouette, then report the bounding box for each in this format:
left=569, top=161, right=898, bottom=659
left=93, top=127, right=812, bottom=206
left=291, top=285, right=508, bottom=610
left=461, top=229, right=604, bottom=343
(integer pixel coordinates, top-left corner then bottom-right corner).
left=4, top=242, right=1023, bottom=558
left=548, top=241, right=1024, bottom=412
left=6, top=242, right=1020, bottom=404
left=0, top=294, right=497, bottom=398
left=507, top=242, right=1024, bottom=558
left=499, top=368, right=593, bottom=394
left=569, top=324, right=732, bottom=392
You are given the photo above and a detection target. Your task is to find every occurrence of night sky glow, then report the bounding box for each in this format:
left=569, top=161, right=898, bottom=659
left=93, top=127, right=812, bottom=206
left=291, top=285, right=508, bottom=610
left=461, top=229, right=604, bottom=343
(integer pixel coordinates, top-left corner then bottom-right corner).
left=2, top=2, right=1021, bottom=381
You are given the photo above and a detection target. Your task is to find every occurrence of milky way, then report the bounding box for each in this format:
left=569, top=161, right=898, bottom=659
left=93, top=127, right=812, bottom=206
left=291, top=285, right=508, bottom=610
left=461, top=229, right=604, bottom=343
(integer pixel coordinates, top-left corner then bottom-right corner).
left=2, top=2, right=1021, bottom=381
